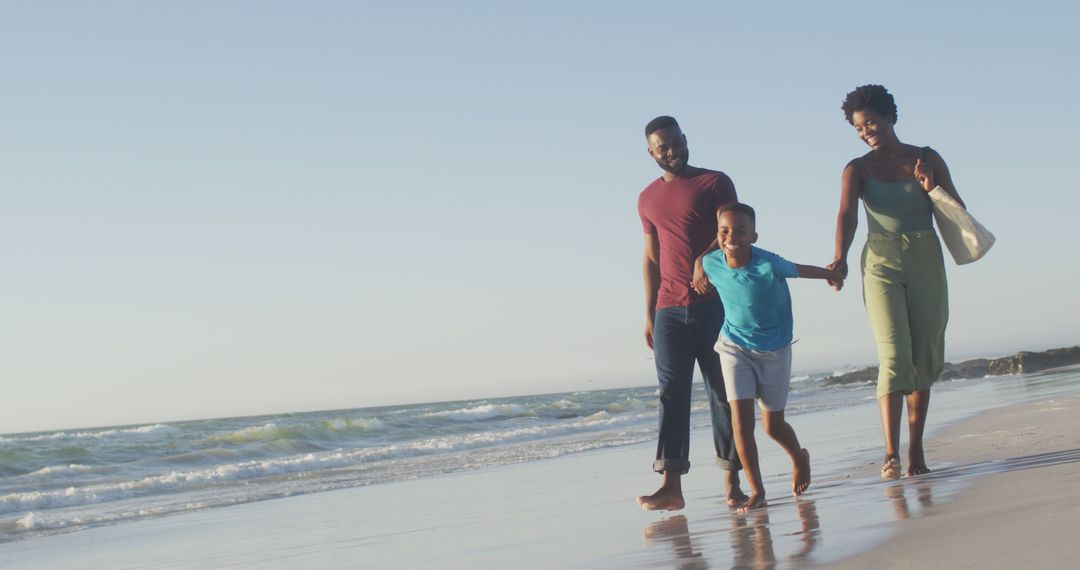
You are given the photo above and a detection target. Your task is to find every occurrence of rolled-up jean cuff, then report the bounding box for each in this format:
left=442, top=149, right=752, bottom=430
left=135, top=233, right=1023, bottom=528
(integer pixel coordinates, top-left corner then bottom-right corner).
left=716, top=457, right=741, bottom=471
left=652, top=458, right=690, bottom=474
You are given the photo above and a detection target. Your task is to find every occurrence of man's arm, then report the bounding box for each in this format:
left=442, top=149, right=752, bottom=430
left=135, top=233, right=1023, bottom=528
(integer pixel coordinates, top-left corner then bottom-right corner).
left=691, top=239, right=719, bottom=295
left=693, top=173, right=737, bottom=294
left=643, top=233, right=661, bottom=349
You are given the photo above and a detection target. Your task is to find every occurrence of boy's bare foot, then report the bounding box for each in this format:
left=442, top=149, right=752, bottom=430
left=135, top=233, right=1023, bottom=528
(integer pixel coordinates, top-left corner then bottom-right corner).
left=881, top=455, right=902, bottom=480
left=907, top=464, right=931, bottom=476
left=736, top=493, right=767, bottom=514
left=637, top=487, right=686, bottom=511
left=793, top=448, right=811, bottom=495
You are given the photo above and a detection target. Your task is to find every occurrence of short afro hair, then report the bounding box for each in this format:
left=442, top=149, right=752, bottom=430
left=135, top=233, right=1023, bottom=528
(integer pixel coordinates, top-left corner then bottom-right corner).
left=645, top=116, right=679, bottom=137
left=718, top=202, right=756, bottom=224
left=841, top=85, right=898, bottom=125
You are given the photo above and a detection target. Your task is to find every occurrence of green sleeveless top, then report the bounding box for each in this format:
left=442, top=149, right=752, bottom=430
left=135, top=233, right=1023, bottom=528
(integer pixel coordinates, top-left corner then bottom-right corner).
left=861, top=158, right=933, bottom=234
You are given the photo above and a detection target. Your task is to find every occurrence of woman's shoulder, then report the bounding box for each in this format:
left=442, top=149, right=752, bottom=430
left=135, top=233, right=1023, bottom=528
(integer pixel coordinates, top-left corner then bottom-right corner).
left=910, top=145, right=948, bottom=168
left=906, top=143, right=936, bottom=156
left=843, top=155, right=870, bottom=180
left=919, top=145, right=944, bottom=159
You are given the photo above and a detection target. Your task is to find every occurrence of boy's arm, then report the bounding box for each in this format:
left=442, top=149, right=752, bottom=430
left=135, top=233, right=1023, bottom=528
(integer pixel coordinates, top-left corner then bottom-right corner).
left=795, top=264, right=844, bottom=290
left=691, top=239, right=720, bottom=294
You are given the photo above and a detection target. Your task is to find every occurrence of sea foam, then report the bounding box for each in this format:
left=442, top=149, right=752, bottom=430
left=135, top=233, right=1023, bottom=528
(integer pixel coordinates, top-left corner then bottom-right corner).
left=1, top=424, right=176, bottom=443
left=421, top=403, right=533, bottom=421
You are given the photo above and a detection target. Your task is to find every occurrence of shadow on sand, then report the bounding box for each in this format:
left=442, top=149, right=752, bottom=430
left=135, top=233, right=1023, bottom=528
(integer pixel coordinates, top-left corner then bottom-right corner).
left=923, top=447, right=1080, bottom=480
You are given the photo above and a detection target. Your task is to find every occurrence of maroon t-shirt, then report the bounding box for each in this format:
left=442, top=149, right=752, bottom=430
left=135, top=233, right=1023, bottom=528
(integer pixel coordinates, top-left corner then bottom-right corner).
left=638, top=168, right=738, bottom=310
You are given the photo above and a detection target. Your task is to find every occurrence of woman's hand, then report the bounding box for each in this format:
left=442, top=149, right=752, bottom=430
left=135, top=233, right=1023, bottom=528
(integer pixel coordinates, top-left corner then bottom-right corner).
left=914, top=157, right=935, bottom=192
left=826, top=258, right=848, bottom=276
left=826, top=258, right=848, bottom=291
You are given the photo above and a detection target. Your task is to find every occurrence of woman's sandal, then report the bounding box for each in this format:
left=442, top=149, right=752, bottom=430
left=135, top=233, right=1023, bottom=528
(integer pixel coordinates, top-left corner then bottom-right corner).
left=881, top=457, right=902, bottom=480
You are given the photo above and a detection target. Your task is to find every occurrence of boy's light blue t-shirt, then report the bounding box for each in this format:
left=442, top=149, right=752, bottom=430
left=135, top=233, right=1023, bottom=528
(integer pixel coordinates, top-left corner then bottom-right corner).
left=702, top=246, right=799, bottom=352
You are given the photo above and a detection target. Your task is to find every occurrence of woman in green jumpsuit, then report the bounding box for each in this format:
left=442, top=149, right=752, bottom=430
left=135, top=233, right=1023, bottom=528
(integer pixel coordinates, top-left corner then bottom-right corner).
left=827, top=85, right=967, bottom=479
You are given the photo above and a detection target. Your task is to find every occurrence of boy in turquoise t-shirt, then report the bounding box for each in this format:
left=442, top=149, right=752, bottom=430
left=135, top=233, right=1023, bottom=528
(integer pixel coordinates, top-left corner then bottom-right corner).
left=701, top=203, right=844, bottom=513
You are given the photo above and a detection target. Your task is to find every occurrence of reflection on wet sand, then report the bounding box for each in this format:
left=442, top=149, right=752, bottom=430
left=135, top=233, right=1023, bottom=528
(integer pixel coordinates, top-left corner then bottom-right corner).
left=728, top=500, right=820, bottom=569
left=730, top=509, right=774, bottom=569
left=643, top=500, right=821, bottom=570
left=644, top=515, right=708, bottom=569
left=885, top=481, right=934, bottom=520
left=789, top=500, right=821, bottom=564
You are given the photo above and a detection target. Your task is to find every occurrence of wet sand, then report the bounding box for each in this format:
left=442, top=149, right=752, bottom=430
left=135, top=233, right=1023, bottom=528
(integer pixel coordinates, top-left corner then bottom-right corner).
left=2, top=371, right=1078, bottom=569
left=826, top=394, right=1080, bottom=568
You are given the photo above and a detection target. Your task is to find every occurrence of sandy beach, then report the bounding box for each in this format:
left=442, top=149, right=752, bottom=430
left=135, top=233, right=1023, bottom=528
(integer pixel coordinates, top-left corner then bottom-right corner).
left=2, top=370, right=1078, bottom=569
left=829, top=394, right=1080, bottom=569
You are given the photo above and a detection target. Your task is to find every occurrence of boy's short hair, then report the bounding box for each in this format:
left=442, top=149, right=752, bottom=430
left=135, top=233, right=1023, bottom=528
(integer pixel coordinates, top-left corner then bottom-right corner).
left=645, top=116, right=679, bottom=137
left=718, top=202, right=756, bottom=223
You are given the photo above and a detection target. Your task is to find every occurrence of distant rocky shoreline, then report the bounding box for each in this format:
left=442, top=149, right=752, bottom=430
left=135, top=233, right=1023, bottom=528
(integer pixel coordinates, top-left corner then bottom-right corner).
left=821, top=345, right=1080, bottom=386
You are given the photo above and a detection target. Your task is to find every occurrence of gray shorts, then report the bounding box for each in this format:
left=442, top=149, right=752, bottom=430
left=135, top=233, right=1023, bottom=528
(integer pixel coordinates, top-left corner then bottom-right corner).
left=715, top=336, right=793, bottom=411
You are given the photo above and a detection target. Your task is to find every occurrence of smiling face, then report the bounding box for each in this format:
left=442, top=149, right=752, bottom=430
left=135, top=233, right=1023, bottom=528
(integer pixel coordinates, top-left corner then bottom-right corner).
left=717, top=210, right=757, bottom=266
left=647, top=126, right=690, bottom=175
left=851, top=108, right=897, bottom=150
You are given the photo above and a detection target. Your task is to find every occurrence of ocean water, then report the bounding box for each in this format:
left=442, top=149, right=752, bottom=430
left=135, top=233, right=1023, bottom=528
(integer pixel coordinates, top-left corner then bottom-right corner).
left=0, top=368, right=1054, bottom=544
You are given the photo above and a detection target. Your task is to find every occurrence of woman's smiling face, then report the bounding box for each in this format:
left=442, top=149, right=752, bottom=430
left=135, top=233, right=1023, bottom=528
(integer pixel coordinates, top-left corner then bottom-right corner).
left=851, top=109, right=896, bottom=150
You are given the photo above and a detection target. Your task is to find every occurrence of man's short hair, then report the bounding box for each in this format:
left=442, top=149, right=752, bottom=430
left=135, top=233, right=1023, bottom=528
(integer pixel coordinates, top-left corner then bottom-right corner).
left=645, top=116, right=680, bottom=137
left=718, top=202, right=756, bottom=223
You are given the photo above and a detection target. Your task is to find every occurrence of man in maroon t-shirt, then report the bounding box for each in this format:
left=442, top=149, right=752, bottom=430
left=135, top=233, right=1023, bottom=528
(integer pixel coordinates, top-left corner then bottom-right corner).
left=636, top=116, right=746, bottom=511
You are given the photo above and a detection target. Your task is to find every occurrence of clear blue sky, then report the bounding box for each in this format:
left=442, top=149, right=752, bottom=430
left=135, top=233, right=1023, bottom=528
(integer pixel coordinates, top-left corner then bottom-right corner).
left=3, top=2, right=1078, bottom=434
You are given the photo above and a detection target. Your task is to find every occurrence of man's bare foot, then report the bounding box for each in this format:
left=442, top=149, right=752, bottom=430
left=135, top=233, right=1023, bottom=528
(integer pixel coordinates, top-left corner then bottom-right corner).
left=792, top=448, right=811, bottom=495
left=736, top=493, right=767, bottom=514
left=725, top=471, right=749, bottom=507
left=881, top=455, right=901, bottom=480
left=638, top=487, right=686, bottom=511
left=727, top=487, right=750, bottom=507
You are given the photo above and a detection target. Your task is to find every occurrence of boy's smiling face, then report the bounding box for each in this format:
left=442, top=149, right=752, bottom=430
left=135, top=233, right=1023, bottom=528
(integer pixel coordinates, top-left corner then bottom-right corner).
left=717, top=210, right=757, bottom=266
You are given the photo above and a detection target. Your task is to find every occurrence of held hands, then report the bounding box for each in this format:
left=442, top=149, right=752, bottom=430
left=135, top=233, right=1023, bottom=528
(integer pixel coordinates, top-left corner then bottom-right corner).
left=825, top=258, right=848, bottom=292
left=914, top=157, right=935, bottom=192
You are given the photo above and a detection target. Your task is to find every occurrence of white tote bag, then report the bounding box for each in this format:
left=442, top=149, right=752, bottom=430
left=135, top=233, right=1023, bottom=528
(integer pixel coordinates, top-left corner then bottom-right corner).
left=928, top=186, right=995, bottom=264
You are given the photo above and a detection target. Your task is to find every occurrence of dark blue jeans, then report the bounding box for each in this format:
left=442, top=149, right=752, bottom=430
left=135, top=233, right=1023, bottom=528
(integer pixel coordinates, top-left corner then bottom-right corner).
left=652, top=299, right=740, bottom=474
